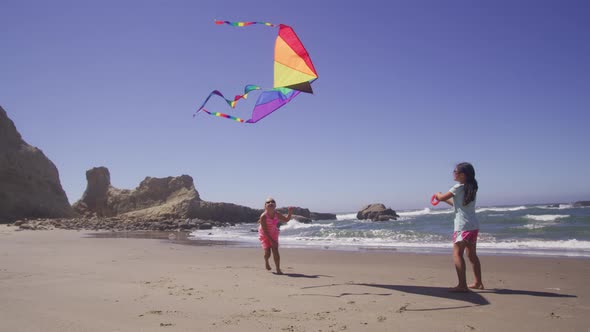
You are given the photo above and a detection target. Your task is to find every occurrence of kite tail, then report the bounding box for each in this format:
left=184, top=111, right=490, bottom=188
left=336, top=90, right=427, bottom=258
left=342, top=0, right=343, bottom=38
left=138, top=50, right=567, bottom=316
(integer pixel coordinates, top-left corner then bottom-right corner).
left=194, top=85, right=261, bottom=117
left=200, top=109, right=246, bottom=123
left=214, top=20, right=276, bottom=27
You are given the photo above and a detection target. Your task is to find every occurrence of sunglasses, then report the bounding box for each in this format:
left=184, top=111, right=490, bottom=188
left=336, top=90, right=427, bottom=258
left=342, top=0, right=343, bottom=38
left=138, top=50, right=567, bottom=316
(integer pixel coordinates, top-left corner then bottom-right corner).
left=265, top=201, right=275, bottom=205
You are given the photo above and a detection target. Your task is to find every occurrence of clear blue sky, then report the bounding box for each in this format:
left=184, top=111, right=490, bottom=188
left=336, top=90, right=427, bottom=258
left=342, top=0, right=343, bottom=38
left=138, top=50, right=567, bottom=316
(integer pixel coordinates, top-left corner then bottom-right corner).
left=1, top=0, right=589, bottom=213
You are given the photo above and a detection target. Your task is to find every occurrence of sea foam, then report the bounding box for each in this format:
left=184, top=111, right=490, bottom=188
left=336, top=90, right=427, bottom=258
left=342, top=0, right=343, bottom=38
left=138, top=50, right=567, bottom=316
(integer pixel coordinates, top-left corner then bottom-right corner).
left=336, top=213, right=358, bottom=220
left=476, top=206, right=528, bottom=213
left=398, top=208, right=453, bottom=217
left=524, top=214, right=569, bottom=222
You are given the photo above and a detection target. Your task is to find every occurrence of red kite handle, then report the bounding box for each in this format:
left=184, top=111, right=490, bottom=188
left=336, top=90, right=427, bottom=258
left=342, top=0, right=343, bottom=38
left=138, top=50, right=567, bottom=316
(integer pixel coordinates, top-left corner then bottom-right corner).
left=431, top=194, right=440, bottom=206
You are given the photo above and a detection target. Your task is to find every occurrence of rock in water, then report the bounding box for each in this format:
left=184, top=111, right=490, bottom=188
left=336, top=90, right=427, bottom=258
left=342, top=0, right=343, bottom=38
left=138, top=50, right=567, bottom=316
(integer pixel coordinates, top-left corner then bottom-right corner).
left=356, top=203, right=399, bottom=221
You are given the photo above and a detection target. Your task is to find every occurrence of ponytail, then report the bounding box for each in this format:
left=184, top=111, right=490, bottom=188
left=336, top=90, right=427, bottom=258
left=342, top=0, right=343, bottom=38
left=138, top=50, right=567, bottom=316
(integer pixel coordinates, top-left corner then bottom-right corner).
left=456, top=162, right=478, bottom=205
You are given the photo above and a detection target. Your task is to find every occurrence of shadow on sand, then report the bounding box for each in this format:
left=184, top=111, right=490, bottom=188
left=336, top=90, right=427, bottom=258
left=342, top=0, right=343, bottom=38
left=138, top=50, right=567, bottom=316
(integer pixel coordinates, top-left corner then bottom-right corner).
left=275, top=273, right=333, bottom=278
left=298, top=283, right=576, bottom=311
left=477, top=288, right=577, bottom=298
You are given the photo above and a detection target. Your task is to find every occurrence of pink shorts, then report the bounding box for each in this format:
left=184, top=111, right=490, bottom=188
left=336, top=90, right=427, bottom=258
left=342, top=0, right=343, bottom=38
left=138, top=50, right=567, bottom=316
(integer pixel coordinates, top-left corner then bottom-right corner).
left=259, top=235, right=279, bottom=249
left=259, top=228, right=279, bottom=249
left=453, top=230, right=479, bottom=244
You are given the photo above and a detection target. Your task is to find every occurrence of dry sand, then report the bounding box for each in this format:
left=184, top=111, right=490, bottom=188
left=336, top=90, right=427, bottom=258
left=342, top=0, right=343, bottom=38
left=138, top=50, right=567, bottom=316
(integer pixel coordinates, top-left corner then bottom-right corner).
left=1, top=225, right=589, bottom=331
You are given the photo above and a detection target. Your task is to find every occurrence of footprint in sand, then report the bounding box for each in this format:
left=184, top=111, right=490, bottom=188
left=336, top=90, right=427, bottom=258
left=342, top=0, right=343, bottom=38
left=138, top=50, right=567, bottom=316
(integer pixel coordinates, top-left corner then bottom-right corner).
left=396, top=303, right=410, bottom=313
left=139, top=310, right=184, bottom=319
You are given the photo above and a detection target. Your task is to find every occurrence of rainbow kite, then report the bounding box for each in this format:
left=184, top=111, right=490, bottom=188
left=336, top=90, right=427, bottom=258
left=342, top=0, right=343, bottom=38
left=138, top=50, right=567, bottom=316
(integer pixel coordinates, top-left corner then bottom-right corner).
left=195, top=20, right=318, bottom=123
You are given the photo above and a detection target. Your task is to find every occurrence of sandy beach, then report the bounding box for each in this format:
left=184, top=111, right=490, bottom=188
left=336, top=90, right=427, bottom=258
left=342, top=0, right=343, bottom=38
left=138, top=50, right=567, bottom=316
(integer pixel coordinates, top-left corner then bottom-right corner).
left=1, top=225, right=589, bottom=332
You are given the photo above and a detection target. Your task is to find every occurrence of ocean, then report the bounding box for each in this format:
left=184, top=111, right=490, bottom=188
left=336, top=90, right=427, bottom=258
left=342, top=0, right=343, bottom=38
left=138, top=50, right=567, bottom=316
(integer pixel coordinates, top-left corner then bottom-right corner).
left=189, top=204, right=590, bottom=258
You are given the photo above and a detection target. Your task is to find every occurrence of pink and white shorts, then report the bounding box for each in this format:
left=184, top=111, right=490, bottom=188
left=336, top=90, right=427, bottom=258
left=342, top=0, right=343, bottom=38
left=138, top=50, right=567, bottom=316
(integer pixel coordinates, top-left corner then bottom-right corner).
left=453, top=230, right=479, bottom=244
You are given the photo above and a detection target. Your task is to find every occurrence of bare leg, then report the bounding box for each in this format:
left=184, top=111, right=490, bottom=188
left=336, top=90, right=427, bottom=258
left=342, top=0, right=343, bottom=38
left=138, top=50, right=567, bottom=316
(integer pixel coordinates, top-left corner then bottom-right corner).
left=450, top=242, right=469, bottom=292
left=271, top=247, right=282, bottom=274
left=263, top=248, right=271, bottom=270
left=465, top=242, right=484, bottom=289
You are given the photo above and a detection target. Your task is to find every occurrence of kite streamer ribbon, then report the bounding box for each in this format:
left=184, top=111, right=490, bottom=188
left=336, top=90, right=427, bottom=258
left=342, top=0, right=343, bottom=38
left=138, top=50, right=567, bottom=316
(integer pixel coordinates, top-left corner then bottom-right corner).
left=199, top=109, right=246, bottom=123
left=214, top=20, right=276, bottom=27
left=195, top=85, right=260, bottom=115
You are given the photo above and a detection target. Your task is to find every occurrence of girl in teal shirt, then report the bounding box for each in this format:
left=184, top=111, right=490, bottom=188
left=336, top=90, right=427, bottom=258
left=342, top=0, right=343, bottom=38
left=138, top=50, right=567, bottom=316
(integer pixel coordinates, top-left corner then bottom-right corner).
left=435, top=162, right=484, bottom=292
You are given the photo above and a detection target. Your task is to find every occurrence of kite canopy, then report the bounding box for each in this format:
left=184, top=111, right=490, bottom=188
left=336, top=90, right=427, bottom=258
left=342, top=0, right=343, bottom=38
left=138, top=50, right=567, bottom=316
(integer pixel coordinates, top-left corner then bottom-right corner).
left=195, top=20, right=318, bottom=123
left=274, top=24, right=317, bottom=93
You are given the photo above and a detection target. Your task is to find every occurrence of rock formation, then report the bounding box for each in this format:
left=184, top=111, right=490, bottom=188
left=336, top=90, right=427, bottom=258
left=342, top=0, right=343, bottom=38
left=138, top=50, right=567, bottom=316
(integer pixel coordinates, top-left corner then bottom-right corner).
left=71, top=167, right=113, bottom=216
left=190, top=200, right=260, bottom=224
left=0, top=106, right=75, bottom=222
left=72, top=167, right=261, bottom=223
left=72, top=167, right=336, bottom=225
left=356, top=203, right=399, bottom=221
left=277, top=207, right=311, bottom=218
left=310, top=212, right=337, bottom=221
left=73, top=167, right=201, bottom=219
left=277, top=207, right=337, bottom=222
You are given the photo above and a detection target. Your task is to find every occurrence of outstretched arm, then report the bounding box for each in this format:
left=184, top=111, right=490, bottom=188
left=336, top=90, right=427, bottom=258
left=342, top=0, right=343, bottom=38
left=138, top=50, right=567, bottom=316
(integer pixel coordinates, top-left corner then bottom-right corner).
left=435, top=192, right=454, bottom=206
left=278, top=207, right=293, bottom=223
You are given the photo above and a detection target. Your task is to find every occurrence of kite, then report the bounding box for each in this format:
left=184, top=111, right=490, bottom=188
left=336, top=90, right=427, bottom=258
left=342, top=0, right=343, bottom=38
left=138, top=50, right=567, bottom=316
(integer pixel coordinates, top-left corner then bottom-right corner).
left=195, top=20, right=318, bottom=123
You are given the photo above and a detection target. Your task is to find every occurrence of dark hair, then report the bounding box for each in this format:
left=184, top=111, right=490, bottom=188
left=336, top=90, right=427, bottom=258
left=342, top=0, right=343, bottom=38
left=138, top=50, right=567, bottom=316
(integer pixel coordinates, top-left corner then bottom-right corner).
left=456, top=162, right=478, bottom=205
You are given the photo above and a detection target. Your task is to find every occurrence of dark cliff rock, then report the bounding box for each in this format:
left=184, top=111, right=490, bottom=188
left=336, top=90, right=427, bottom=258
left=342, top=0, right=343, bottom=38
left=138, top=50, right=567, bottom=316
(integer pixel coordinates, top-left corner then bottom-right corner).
left=277, top=207, right=336, bottom=221
left=310, top=212, right=337, bottom=220
left=190, top=200, right=261, bottom=224
left=0, top=105, right=74, bottom=222
left=277, top=207, right=311, bottom=218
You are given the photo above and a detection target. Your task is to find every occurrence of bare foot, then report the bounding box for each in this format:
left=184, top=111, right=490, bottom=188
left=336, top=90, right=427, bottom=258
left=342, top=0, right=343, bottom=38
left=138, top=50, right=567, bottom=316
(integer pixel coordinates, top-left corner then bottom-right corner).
left=276, top=269, right=283, bottom=275
left=469, top=283, right=484, bottom=290
left=265, top=263, right=271, bottom=271
left=448, top=286, right=469, bottom=293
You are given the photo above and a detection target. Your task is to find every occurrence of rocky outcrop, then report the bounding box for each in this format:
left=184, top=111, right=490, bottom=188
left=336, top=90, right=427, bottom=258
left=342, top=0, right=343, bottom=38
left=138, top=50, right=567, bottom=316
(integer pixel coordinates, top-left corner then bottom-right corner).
left=73, top=167, right=202, bottom=220
left=71, top=167, right=113, bottom=216
left=357, top=203, right=399, bottom=221
left=0, top=106, right=75, bottom=222
left=72, top=167, right=261, bottom=223
left=190, top=201, right=261, bottom=224
left=573, top=201, right=590, bottom=207
left=277, top=207, right=311, bottom=218
left=310, top=212, right=337, bottom=221
left=273, top=208, right=314, bottom=223
left=277, top=207, right=336, bottom=221
left=12, top=217, right=228, bottom=232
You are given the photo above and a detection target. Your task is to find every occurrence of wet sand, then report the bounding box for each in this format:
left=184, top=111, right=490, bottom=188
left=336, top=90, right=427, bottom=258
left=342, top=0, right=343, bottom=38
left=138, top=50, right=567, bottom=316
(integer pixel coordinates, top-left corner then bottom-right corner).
left=1, top=225, right=589, bottom=331
left=85, top=230, right=243, bottom=247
